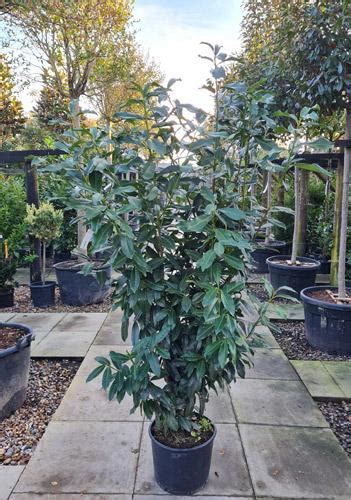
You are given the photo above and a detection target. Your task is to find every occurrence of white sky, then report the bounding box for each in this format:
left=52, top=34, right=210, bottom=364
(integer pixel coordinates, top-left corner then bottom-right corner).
left=17, top=0, right=244, bottom=114
left=134, top=0, right=243, bottom=112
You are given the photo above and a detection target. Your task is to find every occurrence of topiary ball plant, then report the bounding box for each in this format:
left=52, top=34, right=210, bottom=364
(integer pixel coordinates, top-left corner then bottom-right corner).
left=25, top=202, right=63, bottom=284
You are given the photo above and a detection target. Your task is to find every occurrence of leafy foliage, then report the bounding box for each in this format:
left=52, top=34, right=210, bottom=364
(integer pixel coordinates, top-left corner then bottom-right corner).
left=50, top=45, right=293, bottom=433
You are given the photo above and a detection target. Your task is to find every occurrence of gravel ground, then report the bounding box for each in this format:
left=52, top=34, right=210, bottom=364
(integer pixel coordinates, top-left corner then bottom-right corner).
left=271, top=320, right=351, bottom=361
left=0, top=285, right=112, bottom=313
left=318, top=401, right=351, bottom=457
left=0, top=359, right=80, bottom=466
left=248, top=283, right=294, bottom=304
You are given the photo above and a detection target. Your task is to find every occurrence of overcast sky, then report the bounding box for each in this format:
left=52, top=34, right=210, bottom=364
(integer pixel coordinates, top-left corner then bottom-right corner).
left=19, top=0, right=243, bottom=113
left=134, top=0, right=243, bottom=111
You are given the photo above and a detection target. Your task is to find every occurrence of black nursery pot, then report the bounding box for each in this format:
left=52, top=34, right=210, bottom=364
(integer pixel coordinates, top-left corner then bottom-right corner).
left=54, top=250, right=72, bottom=264
left=0, top=322, right=35, bottom=419
left=149, top=423, right=216, bottom=495
left=251, top=240, right=287, bottom=274
left=54, top=260, right=111, bottom=306
left=29, top=281, right=56, bottom=308
left=0, top=287, right=14, bottom=308
left=301, top=286, right=351, bottom=353
left=266, top=255, right=320, bottom=298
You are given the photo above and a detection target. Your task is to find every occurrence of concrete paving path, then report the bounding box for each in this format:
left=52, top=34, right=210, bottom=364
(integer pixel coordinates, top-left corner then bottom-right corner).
left=1, top=312, right=349, bottom=499
left=292, top=360, right=351, bottom=401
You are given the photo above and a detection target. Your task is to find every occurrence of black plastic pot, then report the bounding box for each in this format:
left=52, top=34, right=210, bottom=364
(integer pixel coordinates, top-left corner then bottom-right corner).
left=0, top=322, right=35, bottom=420
left=267, top=255, right=320, bottom=298
left=29, top=281, right=56, bottom=308
left=251, top=240, right=287, bottom=273
left=308, top=254, right=331, bottom=275
left=301, top=286, right=351, bottom=353
left=0, top=287, right=14, bottom=308
left=54, top=250, right=72, bottom=264
left=54, top=261, right=111, bottom=306
left=149, top=423, right=216, bottom=495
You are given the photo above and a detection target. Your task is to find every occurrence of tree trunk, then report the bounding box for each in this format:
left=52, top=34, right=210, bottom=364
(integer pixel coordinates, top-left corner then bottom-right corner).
left=71, top=98, right=87, bottom=253
left=264, top=171, right=272, bottom=244
left=297, top=169, right=308, bottom=256
left=291, top=167, right=301, bottom=264
left=337, top=109, right=351, bottom=298
left=24, top=160, right=41, bottom=283
left=330, top=159, right=343, bottom=286
left=42, top=242, right=46, bottom=285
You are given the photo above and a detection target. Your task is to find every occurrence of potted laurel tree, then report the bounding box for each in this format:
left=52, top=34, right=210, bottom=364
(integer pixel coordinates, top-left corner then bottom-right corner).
left=59, top=46, right=272, bottom=495
left=25, top=203, right=63, bottom=307
left=266, top=108, right=331, bottom=298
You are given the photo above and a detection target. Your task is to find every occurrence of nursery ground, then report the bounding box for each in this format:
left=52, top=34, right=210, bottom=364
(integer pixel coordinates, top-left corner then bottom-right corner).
left=1, top=310, right=351, bottom=499
left=0, top=359, right=80, bottom=466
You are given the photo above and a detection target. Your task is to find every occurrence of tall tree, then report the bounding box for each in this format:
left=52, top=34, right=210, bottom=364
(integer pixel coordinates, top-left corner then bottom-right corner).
left=89, top=32, right=161, bottom=127
left=2, top=0, right=133, bottom=127
left=239, top=0, right=351, bottom=296
left=0, top=53, right=25, bottom=147
left=33, top=69, right=70, bottom=133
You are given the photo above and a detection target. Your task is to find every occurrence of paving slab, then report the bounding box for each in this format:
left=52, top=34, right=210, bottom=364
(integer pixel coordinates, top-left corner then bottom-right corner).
left=205, top=389, right=236, bottom=424
left=230, top=379, right=328, bottom=427
left=14, top=421, right=142, bottom=494
left=254, top=325, right=280, bottom=349
left=53, top=373, right=143, bottom=422
left=31, top=328, right=98, bottom=357
left=240, top=423, right=351, bottom=498
left=134, top=497, right=252, bottom=499
left=0, top=466, right=25, bottom=500
left=246, top=349, right=298, bottom=381
left=11, top=312, right=65, bottom=334
left=93, top=310, right=130, bottom=346
left=266, top=303, right=304, bottom=321
left=135, top=422, right=253, bottom=497
left=52, top=312, right=107, bottom=334
left=291, top=360, right=345, bottom=401
left=76, top=344, right=130, bottom=378
left=323, top=361, right=351, bottom=399
left=11, top=495, right=131, bottom=500
left=0, top=312, right=16, bottom=323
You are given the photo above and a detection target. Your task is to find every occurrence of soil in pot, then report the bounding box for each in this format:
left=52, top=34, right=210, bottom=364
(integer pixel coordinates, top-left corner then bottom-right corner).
left=29, top=281, right=56, bottom=308
left=267, top=255, right=320, bottom=298
left=150, top=417, right=216, bottom=495
left=0, top=286, right=14, bottom=308
left=0, top=322, right=34, bottom=420
left=251, top=240, right=286, bottom=274
left=0, top=325, right=26, bottom=349
left=301, top=286, right=351, bottom=354
left=54, top=260, right=111, bottom=306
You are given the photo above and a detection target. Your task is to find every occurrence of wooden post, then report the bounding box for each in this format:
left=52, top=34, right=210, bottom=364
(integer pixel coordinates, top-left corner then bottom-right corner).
left=24, top=159, right=42, bottom=283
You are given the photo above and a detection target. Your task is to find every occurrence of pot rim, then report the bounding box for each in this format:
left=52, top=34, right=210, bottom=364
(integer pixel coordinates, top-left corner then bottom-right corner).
left=0, top=322, right=35, bottom=358
left=148, top=420, right=217, bottom=452
left=266, top=255, right=321, bottom=270
left=29, top=280, right=56, bottom=289
left=301, top=285, right=351, bottom=310
left=53, top=260, right=111, bottom=272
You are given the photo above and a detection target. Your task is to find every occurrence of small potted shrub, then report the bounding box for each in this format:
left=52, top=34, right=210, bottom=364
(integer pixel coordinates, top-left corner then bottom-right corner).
left=63, top=47, right=273, bottom=495
left=25, top=202, right=63, bottom=307
left=0, top=321, right=35, bottom=419
left=0, top=237, right=17, bottom=308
